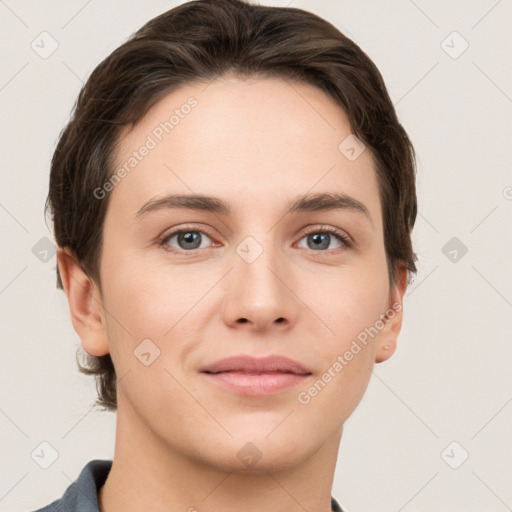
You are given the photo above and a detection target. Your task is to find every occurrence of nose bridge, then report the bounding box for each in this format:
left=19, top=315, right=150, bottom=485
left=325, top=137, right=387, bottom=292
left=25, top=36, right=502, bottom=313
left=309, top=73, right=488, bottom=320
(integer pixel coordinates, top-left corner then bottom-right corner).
left=235, top=232, right=283, bottom=290
left=224, top=230, right=294, bottom=329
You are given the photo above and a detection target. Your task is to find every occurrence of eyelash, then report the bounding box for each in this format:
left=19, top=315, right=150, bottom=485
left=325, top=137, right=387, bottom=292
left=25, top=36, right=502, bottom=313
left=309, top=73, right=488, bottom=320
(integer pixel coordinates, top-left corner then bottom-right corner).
left=158, top=224, right=352, bottom=255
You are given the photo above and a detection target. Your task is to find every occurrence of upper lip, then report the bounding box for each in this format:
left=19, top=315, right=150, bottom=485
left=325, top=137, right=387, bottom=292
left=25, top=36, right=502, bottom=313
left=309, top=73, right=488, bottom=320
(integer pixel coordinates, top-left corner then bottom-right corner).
left=200, top=355, right=311, bottom=375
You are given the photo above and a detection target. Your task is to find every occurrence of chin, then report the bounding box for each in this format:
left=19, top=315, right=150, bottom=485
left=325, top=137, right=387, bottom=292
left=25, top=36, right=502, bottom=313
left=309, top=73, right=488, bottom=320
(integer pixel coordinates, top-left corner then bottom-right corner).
left=193, top=435, right=313, bottom=474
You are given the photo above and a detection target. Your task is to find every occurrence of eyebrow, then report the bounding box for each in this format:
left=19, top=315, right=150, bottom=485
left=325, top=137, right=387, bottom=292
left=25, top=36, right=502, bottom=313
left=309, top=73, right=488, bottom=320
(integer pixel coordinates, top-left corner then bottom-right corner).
left=135, top=192, right=373, bottom=226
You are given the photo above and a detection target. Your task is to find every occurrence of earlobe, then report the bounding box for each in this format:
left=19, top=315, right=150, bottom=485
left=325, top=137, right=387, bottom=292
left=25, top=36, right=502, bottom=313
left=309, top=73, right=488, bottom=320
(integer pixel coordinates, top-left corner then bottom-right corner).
left=375, top=264, right=408, bottom=364
left=56, top=246, right=110, bottom=357
left=375, top=343, right=395, bottom=363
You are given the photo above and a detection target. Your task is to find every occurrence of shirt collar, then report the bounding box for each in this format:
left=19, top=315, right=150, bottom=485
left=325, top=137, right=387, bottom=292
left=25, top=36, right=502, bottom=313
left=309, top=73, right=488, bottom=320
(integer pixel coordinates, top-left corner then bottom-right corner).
left=40, top=459, right=345, bottom=512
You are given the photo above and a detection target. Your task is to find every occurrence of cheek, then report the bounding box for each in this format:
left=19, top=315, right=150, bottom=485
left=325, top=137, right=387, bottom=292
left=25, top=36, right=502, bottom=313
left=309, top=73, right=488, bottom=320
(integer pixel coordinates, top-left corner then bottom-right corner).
left=295, top=344, right=374, bottom=435
left=100, top=265, right=202, bottom=407
left=292, top=269, right=388, bottom=422
left=99, top=258, right=221, bottom=383
left=313, top=263, right=390, bottom=344
left=101, top=249, right=204, bottom=335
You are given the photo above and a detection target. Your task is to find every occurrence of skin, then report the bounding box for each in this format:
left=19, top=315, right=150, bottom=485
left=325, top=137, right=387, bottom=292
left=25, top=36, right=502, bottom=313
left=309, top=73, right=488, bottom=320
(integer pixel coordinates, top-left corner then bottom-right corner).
left=57, top=74, right=408, bottom=512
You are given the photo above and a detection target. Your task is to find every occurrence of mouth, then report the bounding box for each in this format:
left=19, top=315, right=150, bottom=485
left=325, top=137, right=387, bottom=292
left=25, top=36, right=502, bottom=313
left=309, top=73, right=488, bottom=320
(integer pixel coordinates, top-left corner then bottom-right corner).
left=200, top=355, right=312, bottom=396
left=201, top=371, right=311, bottom=396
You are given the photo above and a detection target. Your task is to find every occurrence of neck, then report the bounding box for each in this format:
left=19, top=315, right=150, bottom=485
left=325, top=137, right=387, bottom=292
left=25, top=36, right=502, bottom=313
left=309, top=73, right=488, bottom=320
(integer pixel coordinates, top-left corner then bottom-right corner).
left=98, top=396, right=342, bottom=512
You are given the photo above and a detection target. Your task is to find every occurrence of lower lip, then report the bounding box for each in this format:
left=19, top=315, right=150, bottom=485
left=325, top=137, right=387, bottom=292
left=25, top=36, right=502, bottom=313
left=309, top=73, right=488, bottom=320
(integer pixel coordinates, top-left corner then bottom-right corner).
left=202, top=371, right=310, bottom=396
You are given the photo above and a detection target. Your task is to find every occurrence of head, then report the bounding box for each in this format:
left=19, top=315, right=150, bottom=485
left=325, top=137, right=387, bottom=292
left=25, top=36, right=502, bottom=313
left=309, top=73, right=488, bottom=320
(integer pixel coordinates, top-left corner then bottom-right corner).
left=49, top=0, right=417, bottom=470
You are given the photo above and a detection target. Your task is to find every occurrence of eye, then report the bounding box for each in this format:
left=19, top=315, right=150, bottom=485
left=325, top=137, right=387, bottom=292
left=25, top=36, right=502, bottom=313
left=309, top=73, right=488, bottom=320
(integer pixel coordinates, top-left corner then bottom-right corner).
left=296, top=225, right=352, bottom=252
left=158, top=224, right=352, bottom=255
left=159, top=226, right=214, bottom=253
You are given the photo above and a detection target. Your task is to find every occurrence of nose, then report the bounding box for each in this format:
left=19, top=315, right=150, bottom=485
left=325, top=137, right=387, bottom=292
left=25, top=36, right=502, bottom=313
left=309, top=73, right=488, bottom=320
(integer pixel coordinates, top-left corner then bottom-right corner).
left=221, top=234, right=298, bottom=333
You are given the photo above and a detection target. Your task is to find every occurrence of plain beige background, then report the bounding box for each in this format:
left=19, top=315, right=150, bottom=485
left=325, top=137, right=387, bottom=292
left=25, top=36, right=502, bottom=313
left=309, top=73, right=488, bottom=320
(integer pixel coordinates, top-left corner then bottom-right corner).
left=1, top=1, right=511, bottom=511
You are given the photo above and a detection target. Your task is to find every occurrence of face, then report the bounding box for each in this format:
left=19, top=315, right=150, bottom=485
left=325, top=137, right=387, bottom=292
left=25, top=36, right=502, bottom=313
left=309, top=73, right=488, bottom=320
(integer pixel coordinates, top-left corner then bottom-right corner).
left=62, top=74, right=407, bottom=473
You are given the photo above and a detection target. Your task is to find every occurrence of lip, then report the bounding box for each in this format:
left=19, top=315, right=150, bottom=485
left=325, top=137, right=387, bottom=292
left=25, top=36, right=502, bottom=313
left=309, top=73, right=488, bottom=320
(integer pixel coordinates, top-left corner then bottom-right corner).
left=200, top=355, right=310, bottom=374
left=200, top=355, right=312, bottom=397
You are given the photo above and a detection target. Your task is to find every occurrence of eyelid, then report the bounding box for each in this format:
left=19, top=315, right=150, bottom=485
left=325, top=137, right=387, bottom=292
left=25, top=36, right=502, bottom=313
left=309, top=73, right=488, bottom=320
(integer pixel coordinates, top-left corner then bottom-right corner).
left=158, top=223, right=217, bottom=251
left=300, top=224, right=353, bottom=248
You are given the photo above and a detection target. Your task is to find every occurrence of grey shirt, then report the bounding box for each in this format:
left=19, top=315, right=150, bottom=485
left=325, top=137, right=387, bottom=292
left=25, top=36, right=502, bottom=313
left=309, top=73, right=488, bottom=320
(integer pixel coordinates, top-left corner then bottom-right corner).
left=30, top=459, right=345, bottom=512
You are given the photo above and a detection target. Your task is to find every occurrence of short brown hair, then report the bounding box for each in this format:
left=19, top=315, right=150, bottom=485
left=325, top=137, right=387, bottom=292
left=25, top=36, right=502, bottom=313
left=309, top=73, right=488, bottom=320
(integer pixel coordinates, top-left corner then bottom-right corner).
left=46, top=0, right=418, bottom=412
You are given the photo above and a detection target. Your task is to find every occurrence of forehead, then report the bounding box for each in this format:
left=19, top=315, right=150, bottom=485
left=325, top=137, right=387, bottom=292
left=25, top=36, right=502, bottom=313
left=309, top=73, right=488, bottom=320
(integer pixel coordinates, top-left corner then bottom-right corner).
left=107, top=75, right=382, bottom=229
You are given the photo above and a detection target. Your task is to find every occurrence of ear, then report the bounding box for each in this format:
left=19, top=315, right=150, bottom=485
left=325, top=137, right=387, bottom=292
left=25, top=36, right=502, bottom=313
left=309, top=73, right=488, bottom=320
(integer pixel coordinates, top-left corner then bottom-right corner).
left=56, top=246, right=110, bottom=357
left=375, top=264, right=408, bottom=363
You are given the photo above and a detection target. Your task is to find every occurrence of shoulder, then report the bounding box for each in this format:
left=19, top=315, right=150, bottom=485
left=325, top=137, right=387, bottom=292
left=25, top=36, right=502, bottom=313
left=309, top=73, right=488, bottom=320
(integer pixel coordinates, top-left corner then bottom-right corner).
left=331, top=495, right=346, bottom=512
left=26, top=459, right=112, bottom=512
